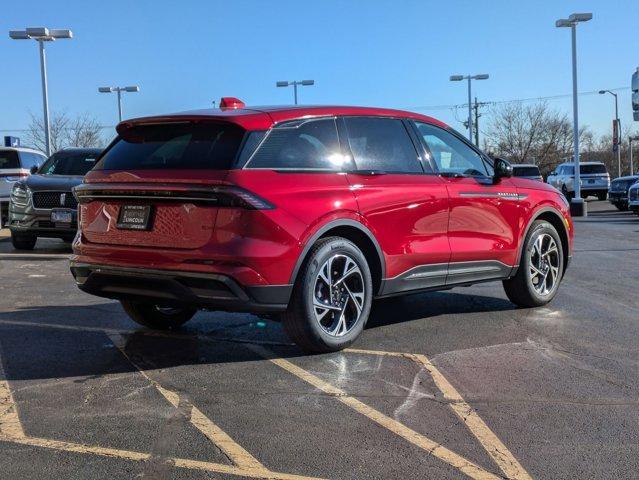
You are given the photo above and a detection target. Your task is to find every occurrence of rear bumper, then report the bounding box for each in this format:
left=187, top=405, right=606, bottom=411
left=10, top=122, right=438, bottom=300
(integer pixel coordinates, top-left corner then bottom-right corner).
left=69, top=262, right=292, bottom=313
left=608, top=192, right=627, bottom=203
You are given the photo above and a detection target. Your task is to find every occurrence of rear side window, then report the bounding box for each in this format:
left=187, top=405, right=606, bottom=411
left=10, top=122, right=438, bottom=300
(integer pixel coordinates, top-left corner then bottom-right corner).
left=95, top=122, right=245, bottom=170
left=581, top=164, right=607, bottom=174
left=0, top=151, right=20, bottom=169
left=513, top=166, right=540, bottom=177
left=344, top=117, right=422, bottom=173
left=247, top=118, right=347, bottom=170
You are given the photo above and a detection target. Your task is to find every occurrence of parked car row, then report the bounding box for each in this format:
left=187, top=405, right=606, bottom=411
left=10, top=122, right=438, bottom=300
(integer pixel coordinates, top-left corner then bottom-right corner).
left=7, top=148, right=102, bottom=249
left=509, top=159, right=639, bottom=214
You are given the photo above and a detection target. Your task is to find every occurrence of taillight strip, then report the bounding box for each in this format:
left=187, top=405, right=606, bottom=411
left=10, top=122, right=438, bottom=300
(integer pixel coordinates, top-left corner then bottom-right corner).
left=73, top=184, right=274, bottom=210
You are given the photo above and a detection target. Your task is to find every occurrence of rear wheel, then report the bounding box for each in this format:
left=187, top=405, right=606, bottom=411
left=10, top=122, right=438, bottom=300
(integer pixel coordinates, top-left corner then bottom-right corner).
left=11, top=232, right=36, bottom=250
left=561, top=185, right=573, bottom=201
left=120, top=300, right=196, bottom=330
left=597, top=191, right=607, bottom=201
left=282, top=237, right=373, bottom=353
left=503, top=220, right=564, bottom=308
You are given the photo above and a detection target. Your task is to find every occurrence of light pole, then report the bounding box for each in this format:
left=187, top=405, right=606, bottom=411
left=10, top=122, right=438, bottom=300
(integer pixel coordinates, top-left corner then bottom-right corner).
left=98, top=86, right=140, bottom=122
left=630, top=135, right=639, bottom=175
left=276, top=80, right=314, bottom=105
left=450, top=74, right=489, bottom=142
left=9, top=27, right=73, bottom=156
left=556, top=13, right=592, bottom=217
left=599, top=89, right=621, bottom=177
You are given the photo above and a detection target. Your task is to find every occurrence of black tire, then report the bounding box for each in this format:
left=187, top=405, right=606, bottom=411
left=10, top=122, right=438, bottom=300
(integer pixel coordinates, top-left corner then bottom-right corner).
left=561, top=185, right=573, bottom=201
left=282, top=237, right=373, bottom=353
left=120, top=300, right=196, bottom=330
left=614, top=203, right=628, bottom=211
left=597, top=192, right=607, bottom=201
left=11, top=232, right=36, bottom=250
left=503, top=220, right=564, bottom=308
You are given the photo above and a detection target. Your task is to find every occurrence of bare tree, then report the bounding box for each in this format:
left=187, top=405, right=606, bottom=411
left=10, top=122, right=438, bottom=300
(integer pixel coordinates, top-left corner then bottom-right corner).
left=27, top=112, right=104, bottom=154
left=484, top=102, right=590, bottom=175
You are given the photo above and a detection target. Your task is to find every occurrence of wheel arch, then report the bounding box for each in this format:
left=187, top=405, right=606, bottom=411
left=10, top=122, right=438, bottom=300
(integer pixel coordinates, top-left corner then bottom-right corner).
left=516, top=207, right=570, bottom=274
left=289, top=219, right=386, bottom=295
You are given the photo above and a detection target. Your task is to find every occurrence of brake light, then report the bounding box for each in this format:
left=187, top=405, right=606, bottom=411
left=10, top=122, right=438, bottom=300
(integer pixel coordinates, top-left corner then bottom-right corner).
left=219, top=97, right=245, bottom=110
left=0, top=173, right=28, bottom=181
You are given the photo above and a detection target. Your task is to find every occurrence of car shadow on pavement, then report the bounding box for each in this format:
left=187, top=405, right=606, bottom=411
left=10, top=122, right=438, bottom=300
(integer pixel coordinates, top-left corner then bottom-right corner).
left=0, top=290, right=516, bottom=382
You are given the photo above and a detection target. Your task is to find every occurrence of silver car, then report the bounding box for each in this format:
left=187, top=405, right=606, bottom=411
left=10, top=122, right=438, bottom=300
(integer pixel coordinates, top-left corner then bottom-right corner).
left=546, top=161, right=610, bottom=200
left=1, top=147, right=47, bottom=224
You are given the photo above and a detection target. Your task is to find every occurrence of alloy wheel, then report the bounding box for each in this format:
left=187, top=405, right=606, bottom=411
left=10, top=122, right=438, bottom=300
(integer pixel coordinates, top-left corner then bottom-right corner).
left=312, top=254, right=365, bottom=337
left=529, top=233, right=560, bottom=296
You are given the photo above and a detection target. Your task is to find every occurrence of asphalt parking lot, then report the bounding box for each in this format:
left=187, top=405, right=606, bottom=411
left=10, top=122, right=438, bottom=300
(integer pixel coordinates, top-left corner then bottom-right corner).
left=0, top=200, right=637, bottom=479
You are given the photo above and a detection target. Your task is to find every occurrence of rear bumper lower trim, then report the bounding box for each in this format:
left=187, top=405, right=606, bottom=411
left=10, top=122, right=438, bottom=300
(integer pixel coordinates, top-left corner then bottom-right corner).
left=70, top=262, right=291, bottom=313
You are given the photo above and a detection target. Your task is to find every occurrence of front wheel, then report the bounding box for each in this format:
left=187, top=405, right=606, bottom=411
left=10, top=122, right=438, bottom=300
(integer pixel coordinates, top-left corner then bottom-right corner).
left=120, top=300, right=196, bottom=330
left=11, top=231, right=36, bottom=250
left=282, top=237, right=373, bottom=353
left=597, top=192, right=608, bottom=201
left=503, top=220, right=564, bottom=308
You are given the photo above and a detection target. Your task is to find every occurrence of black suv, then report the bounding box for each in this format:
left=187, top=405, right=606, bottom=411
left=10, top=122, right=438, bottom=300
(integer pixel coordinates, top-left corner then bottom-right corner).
left=608, top=175, right=639, bottom=211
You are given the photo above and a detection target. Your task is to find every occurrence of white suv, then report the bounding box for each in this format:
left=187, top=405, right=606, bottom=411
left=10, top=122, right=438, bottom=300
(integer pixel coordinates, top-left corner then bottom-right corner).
left=546, top=161, right=610, bottom=200
left=1, top=147, right=47, bottom=198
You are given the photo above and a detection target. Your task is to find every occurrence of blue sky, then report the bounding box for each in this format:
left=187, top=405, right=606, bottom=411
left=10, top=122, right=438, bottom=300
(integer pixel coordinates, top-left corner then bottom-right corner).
left=1, top=0, right=638, bottom=143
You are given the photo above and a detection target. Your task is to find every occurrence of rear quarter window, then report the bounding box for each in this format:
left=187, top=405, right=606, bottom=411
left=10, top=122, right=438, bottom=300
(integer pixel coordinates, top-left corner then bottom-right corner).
left=246, top=118, right=348, bottom=170
left=0, top=151, right=20, bottom=169
left=580, top=164, right=607, bottom=175
left=95, top=122, right=245, bottom=170
left=513, top=166, right=540, bottom=177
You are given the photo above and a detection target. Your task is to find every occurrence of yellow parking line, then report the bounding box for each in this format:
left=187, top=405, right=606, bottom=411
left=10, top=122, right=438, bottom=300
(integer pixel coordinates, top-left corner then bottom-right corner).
left=409, top=354, right=532, bottom=480
left=0, top=380, right=25, bottom=439
left=250, top=345, right=500, bottom=480
left=344, top=347, right=406, bottom=357
left=0, top=435, right=323, bottom=480
left=0, top=345, right=25, bottom=440
left=107, top=333, right=267, bottom=473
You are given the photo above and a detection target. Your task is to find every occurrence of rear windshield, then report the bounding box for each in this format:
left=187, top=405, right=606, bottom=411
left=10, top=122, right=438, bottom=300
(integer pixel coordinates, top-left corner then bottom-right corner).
left=580, top=164, right=607, bottom=174
left=39, top=151, right=100, bottom=176
left=95, top=122, right=245, bottom=170
left=0, top=150, right=20, bottom=169
left=513, top=166, right=540, bottom=177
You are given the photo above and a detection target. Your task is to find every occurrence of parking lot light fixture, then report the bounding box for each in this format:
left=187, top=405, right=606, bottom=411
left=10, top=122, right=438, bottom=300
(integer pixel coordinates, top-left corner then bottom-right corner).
left=276, top=80, right=315, bottom=105
left=450, top=74, right=489, bottom=142
left=556, top=12, right=592, bottom=217
left=98, top=85, right=140, bottom=122
left=9, top=26, right=73, bottom=156
left=599, top=89, right=621, bottom=177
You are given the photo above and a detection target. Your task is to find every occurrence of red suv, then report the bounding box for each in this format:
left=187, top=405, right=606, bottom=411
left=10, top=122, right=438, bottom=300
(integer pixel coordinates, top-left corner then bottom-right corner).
left=71, top=98, right=573, bottom=352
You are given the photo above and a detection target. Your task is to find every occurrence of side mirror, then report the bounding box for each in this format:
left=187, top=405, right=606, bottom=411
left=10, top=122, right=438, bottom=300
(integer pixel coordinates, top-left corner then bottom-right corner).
left=493, top=157, right=513, bottom=183
left=30, top=165, right=39, bottom=174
